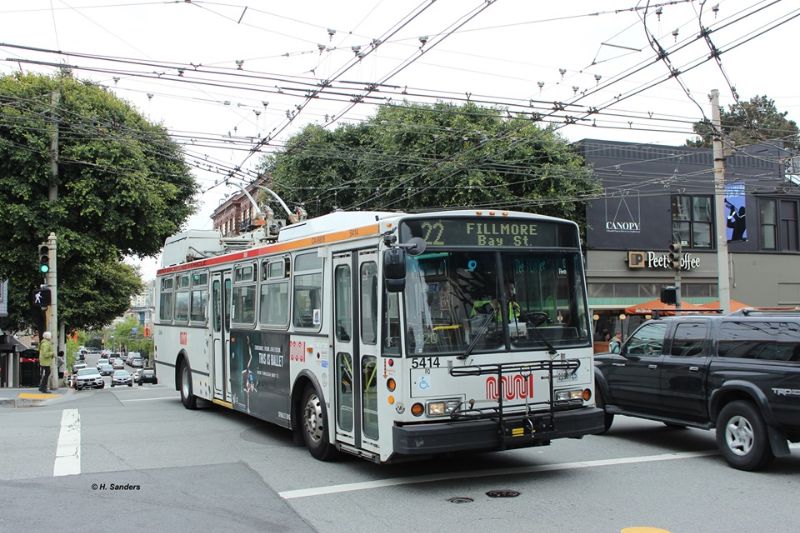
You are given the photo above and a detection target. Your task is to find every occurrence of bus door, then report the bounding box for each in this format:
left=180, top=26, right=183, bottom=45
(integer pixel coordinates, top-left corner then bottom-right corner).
left=332, top=249, right=380, bottom=452
left=211, top=271, right=232, bottom=402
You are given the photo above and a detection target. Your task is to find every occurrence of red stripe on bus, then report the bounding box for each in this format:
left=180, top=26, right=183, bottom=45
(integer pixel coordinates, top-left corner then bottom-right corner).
left=157, top=223, right=381, bottom=275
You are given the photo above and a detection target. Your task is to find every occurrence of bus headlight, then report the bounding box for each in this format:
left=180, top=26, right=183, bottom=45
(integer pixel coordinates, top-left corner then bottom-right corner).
left=555, top=389, right=586, bottom=402
left=426, top=399, right=461, bottom=417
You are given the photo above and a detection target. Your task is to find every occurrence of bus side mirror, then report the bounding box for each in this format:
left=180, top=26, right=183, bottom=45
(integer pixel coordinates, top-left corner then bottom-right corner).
left=383, top=248, right=406, bottom=292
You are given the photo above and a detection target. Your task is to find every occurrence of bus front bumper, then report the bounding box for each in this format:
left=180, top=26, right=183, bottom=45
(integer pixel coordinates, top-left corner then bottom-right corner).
left=392, top=407, right=605, bottom=456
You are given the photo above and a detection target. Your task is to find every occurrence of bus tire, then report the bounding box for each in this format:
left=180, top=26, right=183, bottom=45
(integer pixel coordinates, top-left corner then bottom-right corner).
left=180, top=361, right=197, bottom=410
left=301, top=385, right=336, bottom=461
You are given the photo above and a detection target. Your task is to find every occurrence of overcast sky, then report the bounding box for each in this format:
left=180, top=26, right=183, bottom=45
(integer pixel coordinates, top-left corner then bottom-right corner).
left=2, top=0, right=797, bottom=279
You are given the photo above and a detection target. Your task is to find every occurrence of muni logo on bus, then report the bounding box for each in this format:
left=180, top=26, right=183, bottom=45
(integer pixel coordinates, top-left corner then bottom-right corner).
left=486, top=374, right=535, bottom=400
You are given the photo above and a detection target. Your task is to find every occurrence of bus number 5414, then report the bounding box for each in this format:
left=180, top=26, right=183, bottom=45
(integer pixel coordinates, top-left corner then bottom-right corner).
left=411, top=357, right=440, bottom=369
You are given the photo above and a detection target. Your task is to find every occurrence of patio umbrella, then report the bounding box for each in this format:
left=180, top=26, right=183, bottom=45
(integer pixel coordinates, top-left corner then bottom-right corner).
left=624, top=298, right=703, bottom=315
left=698, top=299, right=750, bottom=312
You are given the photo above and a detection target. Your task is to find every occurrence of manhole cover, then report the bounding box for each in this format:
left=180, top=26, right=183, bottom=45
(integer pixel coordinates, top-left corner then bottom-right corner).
left=486, top=489, right=520, bottom=498
left=447, top=496, right=474, bottom=504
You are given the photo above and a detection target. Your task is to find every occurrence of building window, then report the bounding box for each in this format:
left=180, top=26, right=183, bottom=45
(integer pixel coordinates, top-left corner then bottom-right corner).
left=672, top=195, right=712, bottom=249
left=683, top=283, right=718, bottom=298
left=780, top=199, right=799, bottom=251
left=759, top=199, right=776, bottom=250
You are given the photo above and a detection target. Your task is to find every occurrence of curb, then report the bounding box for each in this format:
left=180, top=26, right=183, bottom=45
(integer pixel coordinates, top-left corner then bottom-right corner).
left=0, top=391, right=65, bottom=407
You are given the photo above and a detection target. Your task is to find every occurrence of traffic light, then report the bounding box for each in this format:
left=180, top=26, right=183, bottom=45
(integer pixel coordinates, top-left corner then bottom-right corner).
left=668, top=242, right=682, bottom=270
left=38, top=244, right=50, bottom=274
left=660, top=286, right=677, bottom=305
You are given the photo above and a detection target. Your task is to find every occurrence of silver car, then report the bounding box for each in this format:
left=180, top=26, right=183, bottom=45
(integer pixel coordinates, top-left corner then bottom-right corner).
left=110, top=370, right=133, bottom=387
left=74, top=368, right=104, bottom=390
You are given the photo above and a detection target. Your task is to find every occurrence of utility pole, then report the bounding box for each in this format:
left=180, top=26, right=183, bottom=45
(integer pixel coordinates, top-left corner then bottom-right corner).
left=48, top=90, right=60, bottom=389
left=710, top=89, right=731, bottom=315
left=46, top=233, right=58, bottom=389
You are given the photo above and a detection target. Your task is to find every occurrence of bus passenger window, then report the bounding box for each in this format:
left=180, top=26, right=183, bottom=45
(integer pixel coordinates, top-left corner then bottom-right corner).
left=294, top=274, right=322, bottom=329
left=174, top=291, right=189, bottom=322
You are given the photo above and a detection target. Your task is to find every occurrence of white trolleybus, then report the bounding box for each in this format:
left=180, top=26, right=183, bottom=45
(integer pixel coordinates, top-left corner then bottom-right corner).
left=154, top=209, right=604, bottom=463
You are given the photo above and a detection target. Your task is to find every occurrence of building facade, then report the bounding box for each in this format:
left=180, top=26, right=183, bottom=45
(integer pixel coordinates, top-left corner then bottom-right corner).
left=578, top=139, right=800, bottom=345
left=211, top=176, right=271, bottom=236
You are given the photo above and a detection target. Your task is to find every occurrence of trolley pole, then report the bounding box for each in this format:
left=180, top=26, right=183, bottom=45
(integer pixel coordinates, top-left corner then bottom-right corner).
left=710, top=89, right=731, bottom=315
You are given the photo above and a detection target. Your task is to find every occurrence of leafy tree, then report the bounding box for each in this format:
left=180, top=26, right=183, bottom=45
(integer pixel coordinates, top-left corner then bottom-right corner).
left=687, top=95, right=799, bottom=150
left=0, top=73, right=197, bottom=333
left=103, top=315, right=153, bottom=358
left=260, top=102, right=599, bottom=227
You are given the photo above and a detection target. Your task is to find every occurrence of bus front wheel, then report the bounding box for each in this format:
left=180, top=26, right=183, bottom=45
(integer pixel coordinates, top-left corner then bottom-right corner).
left=180, top=361, right=197, bottom=410
left=301, top=386, right=336, bottom=461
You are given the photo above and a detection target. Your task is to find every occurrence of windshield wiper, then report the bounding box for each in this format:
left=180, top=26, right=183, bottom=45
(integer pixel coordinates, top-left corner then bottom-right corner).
left=528, top=315, right=558, bottom=356
left=459, top=307, right=496, bottom=360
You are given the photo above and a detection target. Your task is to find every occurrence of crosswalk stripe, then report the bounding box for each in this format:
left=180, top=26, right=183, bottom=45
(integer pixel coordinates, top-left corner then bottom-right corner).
left=53, top=409, right=80, bottom=477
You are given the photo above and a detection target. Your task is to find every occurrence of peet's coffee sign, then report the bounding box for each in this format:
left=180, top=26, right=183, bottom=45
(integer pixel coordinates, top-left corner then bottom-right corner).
left=628, top=250, right=701, bottom=271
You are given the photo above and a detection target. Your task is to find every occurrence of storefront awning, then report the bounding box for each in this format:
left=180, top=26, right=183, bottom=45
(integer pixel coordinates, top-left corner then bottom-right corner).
left=624, top=298, right=704, bottom=315
left=698, top=299, right=750, bottom=312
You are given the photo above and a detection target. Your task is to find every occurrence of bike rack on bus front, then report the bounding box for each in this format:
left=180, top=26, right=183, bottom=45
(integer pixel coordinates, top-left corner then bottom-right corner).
left=448, top=359, right=581, bottom=447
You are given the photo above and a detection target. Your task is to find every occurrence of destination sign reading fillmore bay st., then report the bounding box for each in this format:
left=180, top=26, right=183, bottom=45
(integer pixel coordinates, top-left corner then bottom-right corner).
left=400, top=217, right=578, bottom=248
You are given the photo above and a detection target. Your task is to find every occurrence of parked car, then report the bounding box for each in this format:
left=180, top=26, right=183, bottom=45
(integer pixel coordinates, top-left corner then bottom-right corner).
left=74, top=367, right=104, bottom=390
left=136, top=368, right=158, bottom=385
left=594, top=309, right=800, bottom=471
left=110, top=370, right=133, bottom=387
left=98, top=363, right=114, bottom=376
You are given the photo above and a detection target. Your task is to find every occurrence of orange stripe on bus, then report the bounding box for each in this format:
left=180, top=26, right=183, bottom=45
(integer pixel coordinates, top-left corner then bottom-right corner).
left=157, top=223, right=381, bottom=275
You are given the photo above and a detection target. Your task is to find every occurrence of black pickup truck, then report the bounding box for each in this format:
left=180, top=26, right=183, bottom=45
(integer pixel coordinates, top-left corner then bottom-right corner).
left=594, top=311, right=800, bottom=470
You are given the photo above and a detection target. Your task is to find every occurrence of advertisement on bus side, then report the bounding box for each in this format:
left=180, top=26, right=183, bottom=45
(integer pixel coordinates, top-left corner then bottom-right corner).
left=229, top=330, right=291, bottom=426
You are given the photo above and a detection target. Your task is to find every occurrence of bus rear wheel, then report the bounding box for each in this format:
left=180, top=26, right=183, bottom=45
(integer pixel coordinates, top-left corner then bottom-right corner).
left=180, top=361, right=197, bottom=410
left=301, top=386, right=336, bottom=461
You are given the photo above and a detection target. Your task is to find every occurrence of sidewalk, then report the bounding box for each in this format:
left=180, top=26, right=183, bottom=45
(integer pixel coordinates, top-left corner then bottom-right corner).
left=0, top=387, right=68, bottom=407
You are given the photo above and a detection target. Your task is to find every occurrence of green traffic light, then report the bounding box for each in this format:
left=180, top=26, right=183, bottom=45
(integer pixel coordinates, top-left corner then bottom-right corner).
left=38, top=244, right=50, bottom=274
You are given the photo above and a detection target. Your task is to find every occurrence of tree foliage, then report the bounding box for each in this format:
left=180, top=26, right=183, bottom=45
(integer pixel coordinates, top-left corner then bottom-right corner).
left=260, top=102, right=599, bottom=226
left=105, top=315, right=154, bottom=357
left=687, top=95, right=799, bottom=150
left=0, top=73, right=197, bottom=332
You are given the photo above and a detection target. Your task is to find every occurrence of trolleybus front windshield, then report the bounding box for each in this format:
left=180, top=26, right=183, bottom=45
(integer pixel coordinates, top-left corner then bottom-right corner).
left=400, top=248, right=590, bottom=357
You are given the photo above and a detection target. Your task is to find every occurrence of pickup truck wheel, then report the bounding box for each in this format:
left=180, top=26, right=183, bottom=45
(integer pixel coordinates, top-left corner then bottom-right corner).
left=716, top=401, right=774, bottom=471
left=595, top=389, right=614, bottom=434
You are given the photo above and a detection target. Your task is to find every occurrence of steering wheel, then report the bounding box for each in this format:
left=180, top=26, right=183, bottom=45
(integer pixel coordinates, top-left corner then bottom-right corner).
left=525, top=311, right=550, bottom=326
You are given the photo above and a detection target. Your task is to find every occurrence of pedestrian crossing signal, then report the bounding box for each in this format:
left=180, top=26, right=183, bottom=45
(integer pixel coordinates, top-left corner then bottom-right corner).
left=33, top=288, right=51, bottom=307
left=660, top=286, right=677, bottom=305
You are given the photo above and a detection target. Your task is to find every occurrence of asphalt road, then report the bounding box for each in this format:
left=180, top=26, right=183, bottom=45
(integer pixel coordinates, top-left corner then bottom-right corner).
left=1, top=380, right=798, bottom=533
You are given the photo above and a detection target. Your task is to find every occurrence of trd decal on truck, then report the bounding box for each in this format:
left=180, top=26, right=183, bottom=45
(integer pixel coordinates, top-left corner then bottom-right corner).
left=772, top=388, right=800, bottom=397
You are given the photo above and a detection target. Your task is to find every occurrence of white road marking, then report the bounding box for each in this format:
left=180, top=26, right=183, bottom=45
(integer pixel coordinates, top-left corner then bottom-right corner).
left=53, top=409, right=80, bottom=477
left=119, top=396, right=178, bottom=402
left=278, top=450, right=718, bottom=499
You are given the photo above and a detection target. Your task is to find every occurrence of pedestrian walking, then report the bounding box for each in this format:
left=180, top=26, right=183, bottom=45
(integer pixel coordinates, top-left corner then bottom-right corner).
left=38, top=331, right=55, bottom=393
